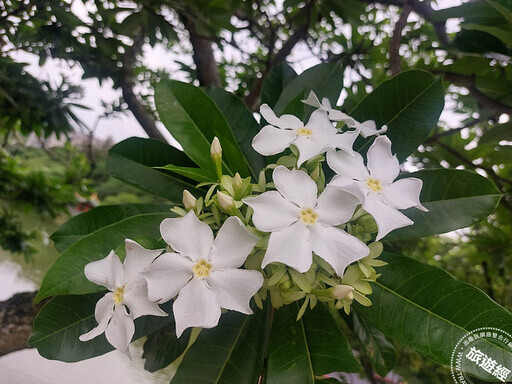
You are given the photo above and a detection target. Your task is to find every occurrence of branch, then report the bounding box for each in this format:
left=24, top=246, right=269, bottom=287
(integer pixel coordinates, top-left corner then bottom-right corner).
left=181, top=15, right=222, bottom=87
left=425, top=118, right=480, bottom=143
left=244, top=2, right=314, bottom=111
left=359, top=0, right=449, bottom=45
left=434, top=71, right=512, bottom=116
left=389, top=4, right=412, bottom=75
left=120, top=29, right=167, bottom=142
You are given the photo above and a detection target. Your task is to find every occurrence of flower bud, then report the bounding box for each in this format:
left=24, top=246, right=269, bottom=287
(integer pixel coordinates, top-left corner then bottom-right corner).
left=182, top=190, right=197, bottom=211
left=233, top=173, right=243, bottom=189
left=216, top=191, right=236, bottom=214
left=210, top=137, right=222, bottom=157
left=332, top=284, right=354, bottom=300
left=210, top=137, right=223, bottom=181
left=355, top=213, right=378, bottom=234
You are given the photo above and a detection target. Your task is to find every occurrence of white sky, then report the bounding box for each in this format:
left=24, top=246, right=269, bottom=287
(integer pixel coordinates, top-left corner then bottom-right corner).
left=11, top=0, right=467, bottom=144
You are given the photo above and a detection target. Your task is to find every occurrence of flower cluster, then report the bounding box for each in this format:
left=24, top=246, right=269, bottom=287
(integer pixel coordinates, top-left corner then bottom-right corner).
left=80, top=91, right=427, bottom=356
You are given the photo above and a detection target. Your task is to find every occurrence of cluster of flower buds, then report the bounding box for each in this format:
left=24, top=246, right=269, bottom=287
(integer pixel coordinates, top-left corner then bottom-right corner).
left=80, top=91, right=427, bottom=356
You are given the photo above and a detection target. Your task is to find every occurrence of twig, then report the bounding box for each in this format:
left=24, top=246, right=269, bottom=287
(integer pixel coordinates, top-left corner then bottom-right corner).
left=389, top=4, right=412, bottom=75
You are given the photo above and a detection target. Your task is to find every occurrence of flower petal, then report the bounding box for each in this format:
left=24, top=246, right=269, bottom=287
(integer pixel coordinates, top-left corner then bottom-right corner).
left=310, top=223, right=369, bottom=276
left=382, top=178, right=428, bottom=211
left=105, top=305, right=135, bottom=357
left=208, top=269, right=263, bottom=314
left=327, top=175, right=366, bottom=203
left=316, top=186, right=360, bottom=226
left=123, top=239, right=164, bottom=285
left=367, top=136, right=399, bottom=184
left=210, top=217, right=258, bottom=270
left=330, top=110, right=357, bottom=125
left=243, top=191, right=300, bottom=232
left=273, top=166, right=318, bottom=208
left=294, top=136, right=328, bottom=167
left=325, top=130, right=357, bottom=155
left=363, top=193, right=413, bottom=240
left=84, top=251, right=124, bottom=290
left=160, top=211, right=213, bottom=262
left=260, top=104, right=302, bottom=129
left=301, top=91, right=322, bottom=109
left=142, top=252, right=194, bottom=303
left=327, top=150, right=368, bottom=181
left=306, top=110, right=337, bottom=135
left=173, top=278, right=221, bottom=337
left=252, top=125, right=296, bottom=156
left=123, top=279, right=167, bottom=319
left=357, top=120, right=387, bottom=138
left=263, top=221, right=313, bottom=273
left=79, top=292, right=114, bottom=342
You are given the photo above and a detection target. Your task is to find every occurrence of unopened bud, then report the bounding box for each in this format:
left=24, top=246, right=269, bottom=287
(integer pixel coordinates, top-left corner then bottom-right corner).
left=210, top=137, right=222, bottom=157
left=182, top=190, right=197, bottom=211
left=210, top=137, right=223, bottom=181
left=217, top=191, right=235, bottom=213
left=233, top=173, right=243, bottom=189
left=332, top=285, right=354, bottom=300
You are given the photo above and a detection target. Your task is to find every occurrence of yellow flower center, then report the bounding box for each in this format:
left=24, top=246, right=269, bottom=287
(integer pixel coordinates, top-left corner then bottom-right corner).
left=193, top=259, right=212, bottom=278
left=300, top=208, right=318, bottom=225
left=296, top=127, right=312, bottom=136
left=366, top=178, right=382, bottom=192
left=113, top=287, right=124, bottom=306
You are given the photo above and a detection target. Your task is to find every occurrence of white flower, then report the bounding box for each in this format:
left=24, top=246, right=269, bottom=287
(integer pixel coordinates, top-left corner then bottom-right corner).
left=142, top=211, right=263, bottom=337
left=243, top=166, right=369, bottom=276
left=327, top=135, right=428, bottom=240
left=252, top=103, right=357, bottom=167
left=79, top=240, right=167, bottom=357
left=302, top=91, right=387, bottom=138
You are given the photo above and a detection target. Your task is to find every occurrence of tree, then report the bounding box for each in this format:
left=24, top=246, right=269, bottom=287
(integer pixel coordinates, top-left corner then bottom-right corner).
left=1, top=0, right=512, bottom=382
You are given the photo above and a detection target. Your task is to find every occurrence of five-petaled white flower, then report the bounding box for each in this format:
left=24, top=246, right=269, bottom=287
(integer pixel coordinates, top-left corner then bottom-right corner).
left=252, top=104, right=357, bottom=167
left=142, top=211, right=263, bottom=337
left=302, top=91, right=387, bottom=138
left=327, top=135, right=428, bottom=240
left=243, top=166, right=369, bottom=276
left=79, top=240, right=167, bottom=357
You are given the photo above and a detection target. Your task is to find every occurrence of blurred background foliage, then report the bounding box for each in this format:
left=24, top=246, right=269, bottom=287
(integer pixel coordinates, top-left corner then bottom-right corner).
left=0, top=0, right=511, bottom=382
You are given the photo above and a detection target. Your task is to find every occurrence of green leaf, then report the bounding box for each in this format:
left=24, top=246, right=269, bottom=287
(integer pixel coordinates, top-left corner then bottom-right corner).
left=203, top=87, right=265, bottom=179
left=51, top=204, right=171, bottom=252
left=261, top=63, right=298, bottom=109
left=385, top=169, right=501, bottom=241
left=29, top=293, right=172, bottom=362
left=143, top=324, right=191, bottom=373
left=463, top=23, right=512, bottom=47
left=454, top=30, right=509, bottom=55
left=351, top=70, right=445, bottom=162
left=106, top=137, right=201, bottom=203
left=155, top=80, right=251, bottom=177
left=156, top=165, right=217, bottom=183
left=171, top=303, right=270, bottom=384
left=348, top=311, right=396, bottom=377
left=35, top=212, right=174, bottom=302
left=479, top=122, right=512, bottom=144
left=273, top=62, right=344, bottom=118
left=355, top=252, right=512, bottom=380
left=266, top=302, right=360, bottom=384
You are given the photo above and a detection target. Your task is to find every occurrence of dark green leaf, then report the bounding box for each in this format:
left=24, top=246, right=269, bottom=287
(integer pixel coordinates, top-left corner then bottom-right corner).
left=351, top=70, right=445, bottom=162
left=273, top=62, right=344, bottom=118
left=171, top=302, right=270, bottom=384
left=143, top=324, right=191, bottom=372
left=156, top=165, right=217, bottom=183
left=155, top=80, right=251, bottom=177
left=266, top=302, right=360, bottom=384
left=51, top=204, right=171, bottom=252
left=355, top=252, right=512, bottom=379
left=454, top=30, right=509, bottom=55
left=261, top=63, right=298, bottom=109
left=348, top=311, right=396, bottom=377
left=479, top=122, right=512, bottom=144
left=203, top=87, right=266, bottom=179
left=29, top=293, right=172, bottom=362
left=35, top=212, right=174, bottom=302
left=386, top=169, right=501, bottom=241
left=107, top=137, right=200, bottom=203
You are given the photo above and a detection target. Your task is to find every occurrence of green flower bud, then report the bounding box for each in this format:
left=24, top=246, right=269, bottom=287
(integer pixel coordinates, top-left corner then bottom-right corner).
left=210, top=137, right=223, bottom=181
